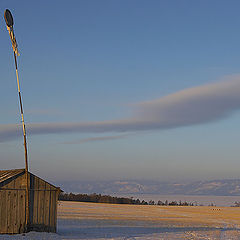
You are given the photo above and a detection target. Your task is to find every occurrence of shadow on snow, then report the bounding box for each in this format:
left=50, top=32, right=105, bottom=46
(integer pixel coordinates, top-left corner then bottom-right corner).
left=57, top=219, right=231, bottom=239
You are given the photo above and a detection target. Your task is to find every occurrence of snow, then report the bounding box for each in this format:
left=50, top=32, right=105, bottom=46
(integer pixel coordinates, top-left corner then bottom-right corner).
left=1, top=201, right=240, bottom=239
left=0, top=232, right=60, bottom=239
left=1, top=228, right=240, bottom=240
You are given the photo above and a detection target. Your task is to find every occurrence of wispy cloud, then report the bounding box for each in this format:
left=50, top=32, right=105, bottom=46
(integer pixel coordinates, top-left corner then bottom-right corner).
left=26, top=108, right=63, bottom=116
left=1, top=76, right=240, bottom=142
left=63, top=134, right=132, bottom=144
left=135, top=75, right=240, bottom=127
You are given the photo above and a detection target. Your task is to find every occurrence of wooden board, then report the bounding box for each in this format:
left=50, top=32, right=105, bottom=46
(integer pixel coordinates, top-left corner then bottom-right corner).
left=33, top=176, right=39, bottom=224
left=0, top=190, right=7, bottom=233
left=17, top=189, right=26, bottom=233
left=44, top=184, right=50, bottom=228
left=37, top=179, right=45, bottom=225
left=49, top=190, right=54, bottom=230
left=6, top=182, right=14, bottom=233
left=12, top=188, right=18, bottom=233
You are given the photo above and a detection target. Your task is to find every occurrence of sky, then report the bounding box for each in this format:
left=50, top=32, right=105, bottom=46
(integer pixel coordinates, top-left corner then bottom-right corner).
left=1, top=0, right=240, bottom=183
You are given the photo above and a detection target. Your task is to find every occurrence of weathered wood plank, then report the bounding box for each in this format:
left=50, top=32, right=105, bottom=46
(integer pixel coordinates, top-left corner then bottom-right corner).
left=0, top=190, right=7, bottom=233
left=51, top=191, right=55, bottom=231
left=20, top=189, right=26, bottom=233
left=44, top=184, right=50, bottom=229
left=17, top=190, right=24, bottom=233
left=33, top=176, right=39, bottom=224
left=10, top=180, right=17, bottom=234
left=40, top=181, right=46, bottom=225
left=37, top=179, right=44, bottom=224
left=52, top=191, right=56, bottom=229
left=29, top=174, right=34, bottom=225
left=53, top=192, right=57, bottom=231
left=12, top=188, right=18, bottom=233
left=37, top=177, right=42, bottom=225
left=54, top=192, right=58, bottom=232
left=5, top=180, right=14, bottom=233
left=6, top=190, right=12, bottom=233
left=49, top=190, right=53, bottom=229
left=48, top=190, right=52, bottom=231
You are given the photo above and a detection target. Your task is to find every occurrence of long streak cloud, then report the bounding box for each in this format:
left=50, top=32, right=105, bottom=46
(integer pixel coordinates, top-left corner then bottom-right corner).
left=1, top=76, right=240, bottom=142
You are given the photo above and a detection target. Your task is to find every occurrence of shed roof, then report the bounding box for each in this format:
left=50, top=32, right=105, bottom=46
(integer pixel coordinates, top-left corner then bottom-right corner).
left=0, top=169, right=62, bottom=191
left=0, top=168, right=25, bottom=184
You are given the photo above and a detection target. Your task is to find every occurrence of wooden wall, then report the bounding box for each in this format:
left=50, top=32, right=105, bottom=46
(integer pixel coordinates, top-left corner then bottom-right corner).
left=0, top=173, right=26, bottom=234
left=29, top=173, right=59, bottom=232
left=0, top=172, right=60, bottom=234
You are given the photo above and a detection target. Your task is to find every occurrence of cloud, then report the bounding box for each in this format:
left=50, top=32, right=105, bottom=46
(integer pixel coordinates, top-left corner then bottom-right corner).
left=26, top=108, right=62, bottom=116
left=62, top=134, right=132, bottom=144
left=135, top=76, right=240, bottom=127
left=1, top=76, right=240, bottom=142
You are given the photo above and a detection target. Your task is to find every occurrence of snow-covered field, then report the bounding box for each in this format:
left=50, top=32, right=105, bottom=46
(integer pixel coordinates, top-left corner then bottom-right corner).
left=1, top=201, right=240, bottom=239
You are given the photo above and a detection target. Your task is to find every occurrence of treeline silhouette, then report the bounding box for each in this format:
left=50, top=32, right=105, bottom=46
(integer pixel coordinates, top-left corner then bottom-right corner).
left=232, top=201, right=240, bottom=207
left=59, top=193, right=141, bottom=204
left=59, top=192, right=197, bottom=206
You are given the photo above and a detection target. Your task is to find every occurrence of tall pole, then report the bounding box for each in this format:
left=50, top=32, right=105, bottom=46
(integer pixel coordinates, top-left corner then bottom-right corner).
left=13, top=52, right=29, bottom=173
left=4, top=9, right=29, bottom=231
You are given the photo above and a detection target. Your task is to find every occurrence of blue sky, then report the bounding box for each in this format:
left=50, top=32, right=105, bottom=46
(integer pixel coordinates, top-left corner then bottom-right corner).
left=1, top=0, right=240, bottom=183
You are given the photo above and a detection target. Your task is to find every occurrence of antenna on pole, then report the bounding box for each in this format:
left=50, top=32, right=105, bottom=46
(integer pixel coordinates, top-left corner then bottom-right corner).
left=4, top=9, right=29, bottom=231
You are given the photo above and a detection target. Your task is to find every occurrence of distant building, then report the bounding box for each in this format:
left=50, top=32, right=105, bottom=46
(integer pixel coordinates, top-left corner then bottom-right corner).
left=0, top=169, right=62, bottom=234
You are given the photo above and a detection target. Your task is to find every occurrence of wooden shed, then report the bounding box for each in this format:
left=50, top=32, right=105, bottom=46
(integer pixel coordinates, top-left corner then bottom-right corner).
left=0, top=169, right=61, bottom=234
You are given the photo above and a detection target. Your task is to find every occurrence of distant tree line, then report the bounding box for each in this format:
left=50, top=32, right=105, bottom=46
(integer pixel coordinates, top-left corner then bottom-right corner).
left=232, top=202, right=240, bottom=207
left=59, top=193, right=142, bottom=204
left=59, top=193, right=197, bottom=206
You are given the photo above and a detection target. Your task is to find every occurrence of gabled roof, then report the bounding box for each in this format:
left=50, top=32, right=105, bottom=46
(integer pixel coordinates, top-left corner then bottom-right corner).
left=0, top=169, right=62, bottom=191
left=0, top=168, right=25, bottom=184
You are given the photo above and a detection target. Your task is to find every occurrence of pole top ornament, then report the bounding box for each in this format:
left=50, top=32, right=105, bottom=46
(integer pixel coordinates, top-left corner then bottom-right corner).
left=4, top=9, right=14, bottom=27
left=4, top=9, right=19, bottom=56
